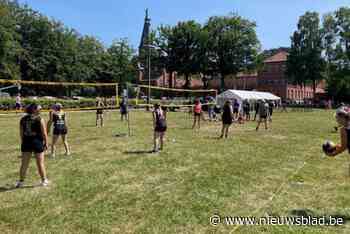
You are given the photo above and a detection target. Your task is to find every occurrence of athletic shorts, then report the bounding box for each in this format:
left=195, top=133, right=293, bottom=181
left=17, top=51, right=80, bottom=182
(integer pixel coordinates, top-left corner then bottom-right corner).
left=222, top=119, right=233, bottom=125
left=15, top=103, right=21, bottom=108
left=21, top=138, right=45, bottom=154
left=155, top=126, right=167, bottom=132
left=96, top=110, right=103, bottom=115
left=233, top=108, right=239, bottom=114
left=260, top=115, right=267, bottom=119
left=194, top=112, right=201, bottom=117
left=53, top=127, right=68, bottom=135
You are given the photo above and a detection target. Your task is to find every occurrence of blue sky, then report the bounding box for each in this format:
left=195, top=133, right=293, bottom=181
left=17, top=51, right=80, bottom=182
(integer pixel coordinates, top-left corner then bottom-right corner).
left=18, top=0, right=350, bottom=51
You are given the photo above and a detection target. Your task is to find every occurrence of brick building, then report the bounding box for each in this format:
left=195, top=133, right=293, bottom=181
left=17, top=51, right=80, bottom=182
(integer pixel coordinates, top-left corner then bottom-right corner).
left=137, top=10, right=325, bottom=101
left=257, top=51, right=324, bottom=101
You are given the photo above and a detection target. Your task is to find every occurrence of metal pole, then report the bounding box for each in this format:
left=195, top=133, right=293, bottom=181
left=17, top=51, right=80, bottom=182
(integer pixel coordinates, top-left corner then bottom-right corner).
left=148, top=45, right=151, bottom=108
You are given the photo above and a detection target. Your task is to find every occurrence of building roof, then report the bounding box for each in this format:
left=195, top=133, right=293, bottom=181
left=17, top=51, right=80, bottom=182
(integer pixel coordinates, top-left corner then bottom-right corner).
left=264, top=51, right=288, bottom=63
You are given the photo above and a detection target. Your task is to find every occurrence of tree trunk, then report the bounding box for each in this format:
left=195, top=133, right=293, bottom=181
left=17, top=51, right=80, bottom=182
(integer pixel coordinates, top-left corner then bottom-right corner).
left=184, top=74, right=190, bottom=89
left=202, top=74, right=208, bottom=89
left=312, top=79, right=316, bottom=103
left=220, top=73, right=225, bottom=92
left=168, top=71, right=173, bottom=88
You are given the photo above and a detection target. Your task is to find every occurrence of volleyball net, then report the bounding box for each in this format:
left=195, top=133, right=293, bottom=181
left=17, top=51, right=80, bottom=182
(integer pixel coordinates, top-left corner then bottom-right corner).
left=135, top=85, right=217, bottom=109
left=0, top=79, right=119, bottom=113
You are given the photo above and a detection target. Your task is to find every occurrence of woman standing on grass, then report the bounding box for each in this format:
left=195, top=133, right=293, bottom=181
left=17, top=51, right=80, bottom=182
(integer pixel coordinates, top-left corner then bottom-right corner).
left=96, top=97, right=105, bottom=127
left=220, top=100, right=234, bottom=138
left=152, top=103, right=167, bottom=153
left=192, top=99, right=202, bottom=129
left=47, top=103, right=70, bottom=158
left=120, top=97, right=128, bottom=121
left=16, top=103, right=49, bottom=188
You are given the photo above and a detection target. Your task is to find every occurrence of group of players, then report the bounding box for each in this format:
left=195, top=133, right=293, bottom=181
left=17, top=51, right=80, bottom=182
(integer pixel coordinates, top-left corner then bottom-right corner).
left=191, top=98, right=274, bottom=138
left=13, top=95, right=350, bottom=188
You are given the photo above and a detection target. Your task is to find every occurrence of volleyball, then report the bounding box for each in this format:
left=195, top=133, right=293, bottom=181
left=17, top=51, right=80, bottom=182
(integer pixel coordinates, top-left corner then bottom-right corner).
left=322, top=140, right=336, bottom=154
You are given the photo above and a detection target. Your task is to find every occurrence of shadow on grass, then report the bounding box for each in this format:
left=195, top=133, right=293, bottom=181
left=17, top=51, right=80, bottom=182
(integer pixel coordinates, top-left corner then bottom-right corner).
left=289, top=209, right=350, bottom=224
left=0, top=185, right=37, bottom=193
left=114, top=133, right=129, bottom=137
left=123, top=150, right=154, bottom=155
left=81, top=124, right=98, bottom=128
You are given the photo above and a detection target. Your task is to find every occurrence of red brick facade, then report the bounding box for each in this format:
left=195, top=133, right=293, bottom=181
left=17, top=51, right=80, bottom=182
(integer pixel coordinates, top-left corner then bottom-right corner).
left=137, top=51, right=325, bottom=101
left=257, top=51, right=324, bottom=101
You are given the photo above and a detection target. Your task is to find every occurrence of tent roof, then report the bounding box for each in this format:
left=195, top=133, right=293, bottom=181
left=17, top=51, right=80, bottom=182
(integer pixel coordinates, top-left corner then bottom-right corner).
left=217, top=90, right=281, bottom=101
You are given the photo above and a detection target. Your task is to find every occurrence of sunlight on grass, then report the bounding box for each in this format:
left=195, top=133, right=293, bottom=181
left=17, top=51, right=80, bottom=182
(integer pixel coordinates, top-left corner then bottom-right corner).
left=1, top=110, right=350, bottom=233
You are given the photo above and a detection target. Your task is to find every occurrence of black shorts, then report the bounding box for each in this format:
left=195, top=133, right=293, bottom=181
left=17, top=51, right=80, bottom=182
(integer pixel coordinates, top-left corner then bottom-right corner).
left=21, top=138, right=45, bottom=154
left=15, top=103, right=21, bottom=108
left=222, top=119, right=233, bottom=125
left=155, top=126, right=167, bottom=132
left=96, top=110, right=103, bottom=115
left=121, top=109, right=127, bottom=115
left=53, top=127, right=68, bottom=135
left=260, top=115, right=267, bottom=119
left=194, top=112, right=201, bottom=117
left=233, top=108, right=239, bottom=114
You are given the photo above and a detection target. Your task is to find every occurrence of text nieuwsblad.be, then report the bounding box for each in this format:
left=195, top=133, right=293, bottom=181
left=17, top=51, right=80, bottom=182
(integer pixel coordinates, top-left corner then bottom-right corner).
left=224, top=216, right=344, bottom=226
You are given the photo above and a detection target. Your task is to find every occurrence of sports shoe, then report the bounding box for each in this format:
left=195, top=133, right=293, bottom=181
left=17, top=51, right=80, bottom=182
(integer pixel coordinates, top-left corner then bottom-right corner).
left=41, top=179, right=49, bottom=187
left=15, top=181, right=24, bottom=188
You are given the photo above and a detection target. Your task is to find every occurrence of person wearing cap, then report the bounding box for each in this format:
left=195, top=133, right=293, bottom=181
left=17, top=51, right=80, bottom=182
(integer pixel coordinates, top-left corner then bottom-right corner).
left=16, top=103, right=49, bottom=188
left=47, top=103, right=70, bottom=157
left=256, top=99, right=270, bottom=131
left=326, top=106, right=350, bottom=159
left=152, top=103, right=167, bottom=153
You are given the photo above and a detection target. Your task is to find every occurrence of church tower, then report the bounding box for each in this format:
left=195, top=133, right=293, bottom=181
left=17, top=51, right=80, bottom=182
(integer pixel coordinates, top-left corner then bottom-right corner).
left=138, top=9, right=151, bottom=56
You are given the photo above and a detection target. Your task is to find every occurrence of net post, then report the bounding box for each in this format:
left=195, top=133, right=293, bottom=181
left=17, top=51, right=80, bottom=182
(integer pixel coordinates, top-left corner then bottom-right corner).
left=116, top=83, right=119, bottom=108
left=136, top=87, right=140, bottom=106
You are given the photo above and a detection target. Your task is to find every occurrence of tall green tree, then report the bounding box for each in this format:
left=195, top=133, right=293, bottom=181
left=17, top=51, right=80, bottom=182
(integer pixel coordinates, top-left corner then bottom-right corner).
left=160, top=21, right=202, bottom=88
left=0, top=1, right=20, bottom=79
left=204, top=13, right=260, bottom=90
left=107, top=39, right=135, bottom=85
left=286, top=11, right=325, bottom=96
left=324, top=7, right=350, bottom=102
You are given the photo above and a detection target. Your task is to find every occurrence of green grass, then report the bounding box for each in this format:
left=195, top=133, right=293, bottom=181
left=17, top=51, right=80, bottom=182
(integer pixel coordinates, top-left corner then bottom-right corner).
left=1, top=109, right=350, bottom=233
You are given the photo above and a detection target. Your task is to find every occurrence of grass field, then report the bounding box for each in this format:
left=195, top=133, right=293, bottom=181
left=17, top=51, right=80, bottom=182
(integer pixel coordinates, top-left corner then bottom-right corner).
left=1, top=109, right=350, bottom=234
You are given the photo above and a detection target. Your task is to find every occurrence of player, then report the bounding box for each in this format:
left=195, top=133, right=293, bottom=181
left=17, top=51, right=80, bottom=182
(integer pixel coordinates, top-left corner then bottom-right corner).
left=192, top=99, right=202, bottom=129
left=152, top=103, right=167, bottom=152
left=47, top=103, right=70, bottom=157
left=96, top=98, right=105, bottom=127
left=15, top=93, right=21, bottom=114
left=220, top=100, right=234, bottom=138
left=325, top=107, right=350, bottom=158
left=15, top=103, right=49, bottom=188
left=120, top=97, right=128, bottom=121
left=256, top=100, right=270, bottom=131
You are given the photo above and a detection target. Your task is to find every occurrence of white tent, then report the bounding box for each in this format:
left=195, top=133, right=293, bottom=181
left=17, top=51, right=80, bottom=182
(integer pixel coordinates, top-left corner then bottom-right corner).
left=217, top=90, right=281, bottom=107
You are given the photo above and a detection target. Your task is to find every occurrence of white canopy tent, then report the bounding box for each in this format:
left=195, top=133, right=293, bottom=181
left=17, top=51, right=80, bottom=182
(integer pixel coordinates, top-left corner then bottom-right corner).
left=217, top=90, right=281, bottom=108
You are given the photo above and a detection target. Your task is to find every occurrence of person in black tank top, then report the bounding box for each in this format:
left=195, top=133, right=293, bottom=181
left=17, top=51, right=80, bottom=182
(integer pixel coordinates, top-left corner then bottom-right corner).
left=96, top=98, right=105, bottom=127
left=120, top=97, right=128, bottom=121
left=325, top=107, right=350, bottom=175
left=152, top=103, right=167, bottom=153
left=326, top=107, right=350, bottom=155
left=16, top=103, right=49, bottom=188
left=47, top=103, right=70, bottom=158
left=220, top=100, right=234, bottom=138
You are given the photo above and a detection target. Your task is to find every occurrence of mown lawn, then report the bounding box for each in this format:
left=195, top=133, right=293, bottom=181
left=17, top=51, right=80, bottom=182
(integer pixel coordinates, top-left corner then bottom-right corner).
left=1, top=109, right=350, bottom=234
